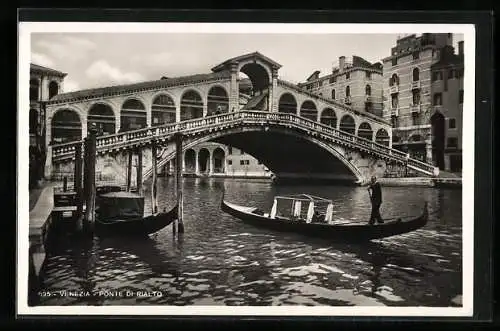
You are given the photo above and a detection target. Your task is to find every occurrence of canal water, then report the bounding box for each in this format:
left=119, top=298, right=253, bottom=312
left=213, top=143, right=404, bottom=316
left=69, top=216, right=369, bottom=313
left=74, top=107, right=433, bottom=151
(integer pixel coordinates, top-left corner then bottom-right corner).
left=37, top=177, right=462, bottom=307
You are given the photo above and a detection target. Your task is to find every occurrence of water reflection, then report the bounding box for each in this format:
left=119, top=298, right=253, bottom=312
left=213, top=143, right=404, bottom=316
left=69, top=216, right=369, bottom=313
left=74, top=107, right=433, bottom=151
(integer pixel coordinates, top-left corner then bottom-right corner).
left=37, top=178, right=462, bottom=307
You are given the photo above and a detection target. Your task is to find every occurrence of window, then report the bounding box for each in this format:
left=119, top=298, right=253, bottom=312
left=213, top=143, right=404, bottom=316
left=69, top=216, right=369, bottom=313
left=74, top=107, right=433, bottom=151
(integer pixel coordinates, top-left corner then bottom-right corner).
left=365, top=102, right=373, bottom=112
left=391, top=116, right=398, bottom=128
left=412, top=68, right=420, bottom=81
left=228, top=160, right=232, bottom=165
left=329, top=76, right=337, bottom=84
left=365, top=85, right=371, bottom=96
left=433, top=93, right=442, bottom=105
left=228, top=146, right=232, bottom=155
left=240, top=160, right=245, bottom=165
left=459, top=89, right=464, bottom=104
left=258, top=160, right=262, bottom=164
left=412, top=51, right=420, bottom=60
left=390, top=74, right=399, bottom=86
left=412, top=90, right=421, bottom=105
left=392, top=57, right=397, bottom=66
left=449, top=118, right=456, bottom=129
left=391, top=94, right=399, bottom=108
left=411, top=112, right=420, bottom=126
left=365, top=71, right=371, bottom=79
left=331, top=89, right=336, bottom=99
left=447, top=137, right=458, bottom=148
left=240, top=149, right=244, bottom=155
left=432, top=71, right=442, bottom=81
left=345, top=72, right=350, bottom=80
left=345, top=86, right=350, bottom=97
left=448, top=69, right=455, bottom=79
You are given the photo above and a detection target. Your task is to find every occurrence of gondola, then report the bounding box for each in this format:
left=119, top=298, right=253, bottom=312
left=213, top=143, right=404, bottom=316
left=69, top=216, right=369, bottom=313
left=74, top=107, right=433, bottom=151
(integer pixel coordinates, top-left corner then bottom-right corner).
left=221, top=192, right=428, bottom=241
left=95, top=191, right=178, bottom=237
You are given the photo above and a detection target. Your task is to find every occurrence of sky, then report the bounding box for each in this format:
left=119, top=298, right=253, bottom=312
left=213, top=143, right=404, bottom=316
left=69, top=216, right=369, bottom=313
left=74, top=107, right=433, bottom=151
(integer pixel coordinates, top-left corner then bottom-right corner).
left=31, top=33, right=464, bottom=93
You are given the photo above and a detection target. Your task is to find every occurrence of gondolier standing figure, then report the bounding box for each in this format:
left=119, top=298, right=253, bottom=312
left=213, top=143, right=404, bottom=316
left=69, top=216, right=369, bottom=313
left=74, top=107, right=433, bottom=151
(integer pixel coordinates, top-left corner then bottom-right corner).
left=367, top=175, right=384, bottom=225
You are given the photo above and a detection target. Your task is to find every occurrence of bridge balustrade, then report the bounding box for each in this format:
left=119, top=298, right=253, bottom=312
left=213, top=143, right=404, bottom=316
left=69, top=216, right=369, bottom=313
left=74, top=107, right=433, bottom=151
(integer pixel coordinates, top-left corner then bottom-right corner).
left=51, top=110, right=436, bottom=175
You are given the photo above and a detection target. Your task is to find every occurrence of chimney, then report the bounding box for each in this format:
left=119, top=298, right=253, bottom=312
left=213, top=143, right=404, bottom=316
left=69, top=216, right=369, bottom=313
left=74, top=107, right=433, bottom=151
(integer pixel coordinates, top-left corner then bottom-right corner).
left=458, top=41, right=464, bottom=56
left=339, top=56, right=346, bottom=72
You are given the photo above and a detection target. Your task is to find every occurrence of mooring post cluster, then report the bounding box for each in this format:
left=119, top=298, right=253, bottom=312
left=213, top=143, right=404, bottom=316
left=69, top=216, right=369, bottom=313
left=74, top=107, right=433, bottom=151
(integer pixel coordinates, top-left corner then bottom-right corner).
left=81, top=125, right=97, bottom=236
left=174, top=132, right=185, bottom=236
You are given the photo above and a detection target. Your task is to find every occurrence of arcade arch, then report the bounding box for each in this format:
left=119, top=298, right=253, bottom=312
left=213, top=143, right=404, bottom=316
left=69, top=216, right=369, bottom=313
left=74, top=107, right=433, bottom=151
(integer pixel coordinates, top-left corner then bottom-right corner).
left=51, top=109, right=82, bottom=143
left=120, top=98, right=147, bottom=132
left=88, top=103, right=116, bottom=136
left=180, top=90, right=204, bottom=121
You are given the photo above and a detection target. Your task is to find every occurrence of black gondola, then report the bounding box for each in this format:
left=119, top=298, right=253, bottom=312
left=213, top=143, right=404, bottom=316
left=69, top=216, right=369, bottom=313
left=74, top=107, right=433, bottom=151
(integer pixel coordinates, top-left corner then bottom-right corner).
left=221, top=192, right=429, bottom=241
left=95, top=191, right=178, bottom=237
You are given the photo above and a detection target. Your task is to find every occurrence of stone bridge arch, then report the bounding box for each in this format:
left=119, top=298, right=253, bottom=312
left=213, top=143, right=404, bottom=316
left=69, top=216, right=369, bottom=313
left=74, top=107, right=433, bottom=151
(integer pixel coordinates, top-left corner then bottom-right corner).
left=146, top=126, right=370, bottom=184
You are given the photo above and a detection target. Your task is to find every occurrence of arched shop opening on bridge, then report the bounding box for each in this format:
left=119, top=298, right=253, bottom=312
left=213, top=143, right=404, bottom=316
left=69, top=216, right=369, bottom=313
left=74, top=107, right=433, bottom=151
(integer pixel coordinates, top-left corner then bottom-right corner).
left=320, top=108, right=337, bottom=128
left=339, top=114, right=356, bottom=135
left=358, top=122, right=373, bottom=141
left=51, top=109, right=82, bottom=143
left=375, top=128, right=390, bottom=146
left=278, top=93, right=297, bottom=114
left=181, top=90, right=204, bottom=121
left=88, top=103, right=116, bottom=136
left=120, top=98, right=147, bottom=132
left=207, top=86, right=229, bottom=116
left=300, top=100, right=318, bottom=121
left=212, top=147, right=226, bottom=173
left=152, top=94, right=176, bottom=126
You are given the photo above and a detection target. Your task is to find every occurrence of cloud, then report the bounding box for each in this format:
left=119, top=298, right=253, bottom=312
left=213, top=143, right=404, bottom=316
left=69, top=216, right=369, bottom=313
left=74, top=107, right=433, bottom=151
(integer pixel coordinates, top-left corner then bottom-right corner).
left=131, top=51, right=208, bottom=76
left=36, top=36, right=96, bottom=61
left=31, top=52, right=54, bottom=67
left=62, top=78, right=80, bottom=93
left=85, top=60, right=146, bottom=85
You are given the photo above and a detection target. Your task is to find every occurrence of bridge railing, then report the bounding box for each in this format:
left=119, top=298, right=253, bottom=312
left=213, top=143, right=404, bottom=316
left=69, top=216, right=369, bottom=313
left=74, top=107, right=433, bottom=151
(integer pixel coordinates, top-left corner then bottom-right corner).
left=51, top=110, right=436, bottom=175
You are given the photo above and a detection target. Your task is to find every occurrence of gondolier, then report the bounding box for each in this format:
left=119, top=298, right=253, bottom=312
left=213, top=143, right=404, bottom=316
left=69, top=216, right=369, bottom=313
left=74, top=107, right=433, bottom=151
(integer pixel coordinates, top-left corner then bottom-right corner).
left=367, top=175, right=384, bottom=225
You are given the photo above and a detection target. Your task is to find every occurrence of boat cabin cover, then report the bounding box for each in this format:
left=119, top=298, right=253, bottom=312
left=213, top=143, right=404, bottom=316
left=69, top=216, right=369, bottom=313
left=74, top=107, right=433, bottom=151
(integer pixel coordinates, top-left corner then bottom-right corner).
left=270, top=194, right=334, bottom=223
left=97, top=191, right=145, bottom=220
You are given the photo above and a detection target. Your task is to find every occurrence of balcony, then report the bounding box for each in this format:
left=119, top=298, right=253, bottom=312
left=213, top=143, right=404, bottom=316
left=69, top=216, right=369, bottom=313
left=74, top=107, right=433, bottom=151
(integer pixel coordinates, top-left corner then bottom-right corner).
left=390, top=107, right=399, bottom=117
left=389, top=85, right=399, bottom=94
left=410, top=103, right=421, bottom=113
left=411, top=80, right=421, bottom=90
left=344, top=96, right=352, bottom=105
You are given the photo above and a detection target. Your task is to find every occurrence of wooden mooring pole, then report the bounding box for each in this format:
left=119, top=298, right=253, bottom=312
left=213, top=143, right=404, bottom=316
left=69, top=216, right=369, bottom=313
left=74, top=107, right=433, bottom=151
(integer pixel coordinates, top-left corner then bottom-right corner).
left=151, top=140, right=158, bottom=214
left=126, top=150, right=133, bottom=192
left=83, top=126, right=97, bottom=234
left=136, top=148, right=143, bottom=195
left=74, top=143, right=83, bottom=227
left=175, top=133, right=184, bottom=235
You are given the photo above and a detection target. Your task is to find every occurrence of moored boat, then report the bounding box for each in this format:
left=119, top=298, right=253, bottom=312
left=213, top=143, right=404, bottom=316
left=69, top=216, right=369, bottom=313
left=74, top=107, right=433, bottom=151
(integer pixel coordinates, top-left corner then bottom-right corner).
left=221, top=193, right=428, bottom=241
left=95, top=191, right=178, bottom=237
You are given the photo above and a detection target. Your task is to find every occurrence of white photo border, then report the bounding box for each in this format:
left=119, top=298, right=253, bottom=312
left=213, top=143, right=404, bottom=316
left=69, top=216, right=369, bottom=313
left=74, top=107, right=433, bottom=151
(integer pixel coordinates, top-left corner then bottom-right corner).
left=17, top=22, right=475, bottom=317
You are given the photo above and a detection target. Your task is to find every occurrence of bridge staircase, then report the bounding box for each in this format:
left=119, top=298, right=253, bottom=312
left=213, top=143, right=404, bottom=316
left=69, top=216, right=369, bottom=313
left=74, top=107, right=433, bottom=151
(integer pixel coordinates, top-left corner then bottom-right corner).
left=242, top=90, right=269, bottom=111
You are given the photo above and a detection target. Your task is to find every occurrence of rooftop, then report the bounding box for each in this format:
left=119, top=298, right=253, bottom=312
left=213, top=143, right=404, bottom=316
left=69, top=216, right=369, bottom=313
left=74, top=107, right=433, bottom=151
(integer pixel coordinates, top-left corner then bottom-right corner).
left=49, top=70, right=232, bottom=104
left=211, top=51, right=282, bottom=72
left=30, top=63, right=67, bottom=77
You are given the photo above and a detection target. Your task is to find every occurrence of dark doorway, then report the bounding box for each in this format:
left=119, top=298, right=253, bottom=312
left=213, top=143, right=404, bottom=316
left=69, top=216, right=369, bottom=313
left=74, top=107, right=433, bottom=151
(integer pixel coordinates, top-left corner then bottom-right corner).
left=431, top=112, right=445, bottom=170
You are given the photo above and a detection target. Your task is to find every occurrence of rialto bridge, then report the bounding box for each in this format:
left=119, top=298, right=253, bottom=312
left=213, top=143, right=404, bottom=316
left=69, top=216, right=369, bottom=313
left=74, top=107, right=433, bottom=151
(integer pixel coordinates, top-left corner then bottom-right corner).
left=44, top=52, right=438, bottom=186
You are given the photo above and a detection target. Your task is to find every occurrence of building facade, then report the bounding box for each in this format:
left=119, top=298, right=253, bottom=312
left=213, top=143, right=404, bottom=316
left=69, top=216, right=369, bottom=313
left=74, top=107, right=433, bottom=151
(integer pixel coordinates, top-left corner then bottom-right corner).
left=298, top=55, right=384, bottom=117
left=382, top=33, right=463, bottom=173
left=167, top=142, right=272, bottom=178
left=29, top=64, right=67, bottom=187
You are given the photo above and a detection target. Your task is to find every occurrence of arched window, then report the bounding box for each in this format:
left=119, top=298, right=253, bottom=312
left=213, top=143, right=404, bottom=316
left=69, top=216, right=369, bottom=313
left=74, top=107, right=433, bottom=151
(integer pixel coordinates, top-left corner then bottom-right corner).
left=390, top=74, right=399, bottom=86
left=365, top=84, right=371, bottom=96
left=345, top=86, right=350, bottom=97
left=331, top=89, right=336, bottom=100
left=412, top=68, right=420, bottom=81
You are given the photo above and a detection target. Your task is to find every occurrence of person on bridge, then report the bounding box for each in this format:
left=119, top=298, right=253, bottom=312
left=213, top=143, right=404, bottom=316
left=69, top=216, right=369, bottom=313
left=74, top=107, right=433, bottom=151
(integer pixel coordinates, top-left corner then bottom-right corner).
left=367, top=175, right=384, bottom=225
